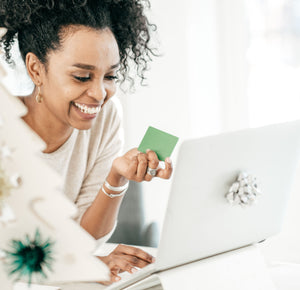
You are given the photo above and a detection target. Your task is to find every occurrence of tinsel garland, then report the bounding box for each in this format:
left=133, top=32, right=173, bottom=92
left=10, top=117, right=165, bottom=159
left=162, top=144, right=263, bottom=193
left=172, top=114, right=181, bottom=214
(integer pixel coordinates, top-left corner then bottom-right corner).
left=4, top=229, right=54, bottom=284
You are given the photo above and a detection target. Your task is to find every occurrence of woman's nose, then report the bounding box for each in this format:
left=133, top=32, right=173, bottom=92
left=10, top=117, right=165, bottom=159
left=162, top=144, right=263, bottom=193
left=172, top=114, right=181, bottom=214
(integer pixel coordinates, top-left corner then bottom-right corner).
left=88, top=81, right=107, bottom=103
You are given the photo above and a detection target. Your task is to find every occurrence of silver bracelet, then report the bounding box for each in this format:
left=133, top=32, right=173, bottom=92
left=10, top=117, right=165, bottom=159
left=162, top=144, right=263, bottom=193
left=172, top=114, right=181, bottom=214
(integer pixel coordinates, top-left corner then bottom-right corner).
left=104, top=180, right=129, bottom=191
left=102, top=185, right=127, bottom=198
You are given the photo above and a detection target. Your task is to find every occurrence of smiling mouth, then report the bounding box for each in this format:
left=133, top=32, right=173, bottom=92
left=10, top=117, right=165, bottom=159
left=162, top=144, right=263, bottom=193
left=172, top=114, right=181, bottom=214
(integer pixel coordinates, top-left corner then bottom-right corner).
left=73, top=102, right=101, bottom=115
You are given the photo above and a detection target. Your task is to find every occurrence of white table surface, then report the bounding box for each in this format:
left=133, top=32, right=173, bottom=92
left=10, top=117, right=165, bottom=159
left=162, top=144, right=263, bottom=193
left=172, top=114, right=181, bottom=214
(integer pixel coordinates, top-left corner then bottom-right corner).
left=268, top=263, right=300, bottom=290
left=14, top=244, right=300, bottom=290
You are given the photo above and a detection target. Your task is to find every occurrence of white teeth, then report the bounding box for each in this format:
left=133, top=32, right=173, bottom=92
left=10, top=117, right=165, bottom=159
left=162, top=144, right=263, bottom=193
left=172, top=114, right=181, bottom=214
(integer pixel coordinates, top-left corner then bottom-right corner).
left=74, top=102, right=101, bottom=115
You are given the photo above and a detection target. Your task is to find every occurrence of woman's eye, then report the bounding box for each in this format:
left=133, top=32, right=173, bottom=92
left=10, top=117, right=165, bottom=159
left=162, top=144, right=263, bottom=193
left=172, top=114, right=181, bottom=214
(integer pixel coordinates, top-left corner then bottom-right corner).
left=105, top=75, right=118, bottom=81
left=74, top=76, right=90, bottom=82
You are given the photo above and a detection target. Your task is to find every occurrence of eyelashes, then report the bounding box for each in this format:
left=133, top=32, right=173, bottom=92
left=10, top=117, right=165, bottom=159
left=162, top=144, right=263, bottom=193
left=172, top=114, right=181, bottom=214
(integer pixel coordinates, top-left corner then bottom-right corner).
left=73, top=75, right=118, bottom=82
left=74, top=76, right=90, bottom=82
left=105, top=76, right=118, bottom=81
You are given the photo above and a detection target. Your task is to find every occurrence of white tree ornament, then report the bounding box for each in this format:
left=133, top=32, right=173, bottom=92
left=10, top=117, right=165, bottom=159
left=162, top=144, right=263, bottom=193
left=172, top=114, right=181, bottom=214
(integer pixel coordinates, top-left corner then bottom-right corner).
left=0, top=28, right=110, bottom=288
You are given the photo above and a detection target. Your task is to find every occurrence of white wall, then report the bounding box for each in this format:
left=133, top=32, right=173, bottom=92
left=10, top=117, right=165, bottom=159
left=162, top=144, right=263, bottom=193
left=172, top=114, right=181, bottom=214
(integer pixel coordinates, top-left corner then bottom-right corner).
left=187, top=0, right=222, bottom=137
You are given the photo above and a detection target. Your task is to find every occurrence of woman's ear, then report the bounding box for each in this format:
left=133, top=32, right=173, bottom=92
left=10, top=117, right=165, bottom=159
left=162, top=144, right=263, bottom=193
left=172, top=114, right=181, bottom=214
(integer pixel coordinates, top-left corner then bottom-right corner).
left=25, top=52, right=44, bottom=86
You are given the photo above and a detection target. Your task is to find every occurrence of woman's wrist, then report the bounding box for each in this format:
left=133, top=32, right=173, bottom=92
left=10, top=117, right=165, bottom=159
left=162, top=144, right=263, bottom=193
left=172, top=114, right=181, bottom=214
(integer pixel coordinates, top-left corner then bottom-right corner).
left=106, top=166, right=128, bottom=188
left=102, top=171, right=129, bottom=198
left=102, top=184, right=128, bottom=198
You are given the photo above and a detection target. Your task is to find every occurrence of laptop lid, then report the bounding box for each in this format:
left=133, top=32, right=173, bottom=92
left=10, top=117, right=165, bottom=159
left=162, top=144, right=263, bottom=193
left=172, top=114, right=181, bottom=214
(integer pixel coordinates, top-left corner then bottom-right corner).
left=155, top=120, right=300, bottom=271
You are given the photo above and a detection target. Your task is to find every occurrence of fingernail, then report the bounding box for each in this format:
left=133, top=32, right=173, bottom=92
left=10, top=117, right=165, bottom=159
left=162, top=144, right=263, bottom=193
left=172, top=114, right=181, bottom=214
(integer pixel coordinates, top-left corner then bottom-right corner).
left=131, top=268, right=138, bottom=273
left=152, top=257, right=156, bottom=263
left=114, top=276, right=121, bottom=282
left=146, top=149, right=151, bottom=153
left=165, top=157, right=172, bottom=164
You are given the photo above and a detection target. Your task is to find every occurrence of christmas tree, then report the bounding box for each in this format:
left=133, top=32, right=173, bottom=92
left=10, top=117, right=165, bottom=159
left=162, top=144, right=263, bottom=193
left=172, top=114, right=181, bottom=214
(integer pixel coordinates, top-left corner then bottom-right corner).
left=0, top=27, right=110, bottom=288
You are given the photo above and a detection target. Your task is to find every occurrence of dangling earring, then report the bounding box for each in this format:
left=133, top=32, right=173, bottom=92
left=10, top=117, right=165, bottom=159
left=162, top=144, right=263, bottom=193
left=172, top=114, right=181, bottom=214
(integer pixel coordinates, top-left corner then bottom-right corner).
left=35, top=86, right=43, bottom=104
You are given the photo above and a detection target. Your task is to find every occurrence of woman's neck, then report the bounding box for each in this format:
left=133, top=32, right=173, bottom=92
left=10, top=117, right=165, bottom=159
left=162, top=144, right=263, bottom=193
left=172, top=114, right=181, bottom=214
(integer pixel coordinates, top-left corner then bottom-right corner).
left=20, top=95, right=73, bottom=153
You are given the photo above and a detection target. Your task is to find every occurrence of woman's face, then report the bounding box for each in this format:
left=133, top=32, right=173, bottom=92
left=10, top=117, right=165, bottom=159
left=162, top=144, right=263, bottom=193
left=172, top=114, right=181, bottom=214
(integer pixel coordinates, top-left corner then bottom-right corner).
left=38, top=26, right=120, bottom=131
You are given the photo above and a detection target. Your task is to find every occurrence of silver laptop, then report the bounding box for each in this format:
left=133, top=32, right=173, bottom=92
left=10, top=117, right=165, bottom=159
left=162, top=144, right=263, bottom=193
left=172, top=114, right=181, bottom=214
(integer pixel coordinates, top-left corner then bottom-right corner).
left=107, top=120, right=300, bottom=289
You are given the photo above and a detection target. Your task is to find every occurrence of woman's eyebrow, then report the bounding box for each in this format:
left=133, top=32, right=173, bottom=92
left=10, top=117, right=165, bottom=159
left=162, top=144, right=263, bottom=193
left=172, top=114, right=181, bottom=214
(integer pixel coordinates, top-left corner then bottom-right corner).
left=72, top=63, right=96, bottom=70
left=72, top=62, right=120, bottom=70
left=110, top=62, right=120, bottom=69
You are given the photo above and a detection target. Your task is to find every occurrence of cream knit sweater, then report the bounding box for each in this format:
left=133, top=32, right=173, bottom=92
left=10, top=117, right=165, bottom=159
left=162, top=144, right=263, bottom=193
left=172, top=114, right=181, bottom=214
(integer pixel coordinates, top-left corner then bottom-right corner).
left=39, top=99, right=123, bottom=243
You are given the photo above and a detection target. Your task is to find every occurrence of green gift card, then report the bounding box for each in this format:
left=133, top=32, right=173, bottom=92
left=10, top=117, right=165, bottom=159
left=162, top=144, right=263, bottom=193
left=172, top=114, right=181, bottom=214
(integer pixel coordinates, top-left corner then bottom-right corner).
left=138, top=126, right=179, bottom=161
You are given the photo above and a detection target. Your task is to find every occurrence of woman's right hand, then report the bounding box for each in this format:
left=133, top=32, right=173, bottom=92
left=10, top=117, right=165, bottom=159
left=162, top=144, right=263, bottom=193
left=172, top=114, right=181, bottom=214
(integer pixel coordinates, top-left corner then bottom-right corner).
left=107, top=148, right=173, bottom=186
left=97, top=244, right=155, bottom=284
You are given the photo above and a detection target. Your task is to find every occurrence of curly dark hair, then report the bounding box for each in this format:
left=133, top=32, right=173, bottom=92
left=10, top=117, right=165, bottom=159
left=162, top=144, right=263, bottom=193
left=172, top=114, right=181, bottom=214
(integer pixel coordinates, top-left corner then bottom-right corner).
left=0, top=0, right=157, bottom=87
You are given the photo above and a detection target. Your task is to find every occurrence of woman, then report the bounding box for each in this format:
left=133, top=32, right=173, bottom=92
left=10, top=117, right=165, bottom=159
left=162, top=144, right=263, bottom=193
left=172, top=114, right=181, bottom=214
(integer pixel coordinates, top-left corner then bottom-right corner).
left=0, top=0, right=172, bottom=283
